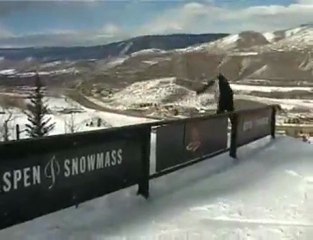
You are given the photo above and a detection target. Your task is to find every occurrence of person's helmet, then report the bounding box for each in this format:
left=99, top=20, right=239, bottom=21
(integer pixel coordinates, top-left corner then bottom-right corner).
left=217, top=73, right=227, bottom=82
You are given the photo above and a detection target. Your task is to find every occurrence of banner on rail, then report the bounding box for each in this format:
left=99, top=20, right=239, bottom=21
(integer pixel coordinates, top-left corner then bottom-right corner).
left=155, top=116, right=228, bottom=172
left=184, top=116, right=228, bottom=161
left=236, top=108, right=272, bottom=146
left=155, top=123, right=186, bottom=172
left=0, top=127, right=148, bottom=230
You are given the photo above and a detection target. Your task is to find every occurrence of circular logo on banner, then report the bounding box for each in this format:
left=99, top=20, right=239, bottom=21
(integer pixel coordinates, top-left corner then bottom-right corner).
left=186, top=125, right=201, bottom=152
left=44, top=155, right=61, bottom=189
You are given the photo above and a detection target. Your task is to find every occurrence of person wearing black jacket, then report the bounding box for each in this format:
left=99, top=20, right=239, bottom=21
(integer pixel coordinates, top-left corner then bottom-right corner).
left=196, top=73, right=234, bottom=114
left=216, top=73, right=234, bottom=114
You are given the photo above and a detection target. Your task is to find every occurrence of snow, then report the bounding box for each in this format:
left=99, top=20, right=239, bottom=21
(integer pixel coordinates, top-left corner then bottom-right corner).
left=0, top=67, right=79, bottom=77
left=287, top=27, right=313, bottom=44
left=251, top=64, right=269, bottom=75
left=205, top=34, right=239, bottom=51
left=0, top=136, right=312, bottom=239
left=40, top=61, right=62, bottom=68
left=113, top=77, right=178, bottom=104
left=236, top=94, right=313, bottom=111
left=99, top=78, right=313, bottom=113
left=299, top=52, right=313, bottom=71
left=257, top=26, right=313, bottom=52
left=263, top=32, right=276, bottom=42
left=231, top=84, right=313, bottom=93
left=0, top=69, right=16, bottom=75
left=229, top=52, right=259, bottom=56
left=119, top=42, right=133, bottom=56
left=16, top=68, right=79, bottom=77
left=0, top=96, right=153, bottom=140
left=176, top=35, right=239, bottom=53
left=285, top=27, right=305, bottom=38
left=185, top=34, right=239, bottom=53
left=24, top=57, right=33, bottom=62
left=103, top=77, right=217, bottom=111
left=10, top=109, right=151, bottom=139
left=142, top=60, right=158, bottom=65
left=222, top=34, right=239, bottom=45
left=44, top=96, right=83, bottom=112
left=106, top=57, right=128, bottom=67
left=55, top=68, right=79, bottom=74
left=108, top=77, right=180, bottom=107
left=177, top=44, right=205, bottom=53
left=130, top=49, right=167, bottom=57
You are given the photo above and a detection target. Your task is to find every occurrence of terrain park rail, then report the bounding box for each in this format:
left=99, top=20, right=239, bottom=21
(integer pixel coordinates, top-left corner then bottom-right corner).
left=0, top=105, right=278, bottom=230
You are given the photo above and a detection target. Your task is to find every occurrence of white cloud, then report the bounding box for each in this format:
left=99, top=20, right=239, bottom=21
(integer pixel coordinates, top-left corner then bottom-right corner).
left=0, top=25, right=14, bottom=39
left=138, top=1, right=313, bottom=34
left=102, top=23, right=123, bottom=37
left=0, top=23, right=131, bottom=47
left=2, top=1, right=313, bottom=47
left=297, top=0, right=313, bottom=5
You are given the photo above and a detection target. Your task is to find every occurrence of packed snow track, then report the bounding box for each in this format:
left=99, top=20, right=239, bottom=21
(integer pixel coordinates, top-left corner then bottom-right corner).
left=1, top=136, right=313, bottom=239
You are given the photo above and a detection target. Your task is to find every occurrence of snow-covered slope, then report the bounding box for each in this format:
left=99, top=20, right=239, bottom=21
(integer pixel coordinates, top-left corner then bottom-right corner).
left=181, top=31, right=269, bottom=53
left=231, top=84, right=313, bottom=93
left=263, top=32, right=276, bottom=43
left=1, top=136, right=312, bottom=239
left=237, top=94, right=313, bottom=112
left=196, top=25, right=313, bottom=54
left=104, top=77, right=217, bottom=111
left=258, top=26, right=313, bottom=52
left=130, top=48, right=167, bottom=57
left=12, top=109, right=151, bottom=139
left=179, top=34, right=240, bottom=53
left=0, top=68, right=79, bottom=77
left=0, top=96, right=153, bottom=141
left=0, top=69, right=16, bottom=75
left=271, top=27, right=313, bottom=51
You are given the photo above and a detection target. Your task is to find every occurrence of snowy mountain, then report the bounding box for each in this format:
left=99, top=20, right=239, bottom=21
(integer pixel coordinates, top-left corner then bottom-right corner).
left=178, top=31, right=269, bottom=54
left=259, top=25, right=313, bottom=52
left=2, top=24, right=313, bottom=118
left=206, top=31, right=269, bottom=51
left=0, top=33, right=227, bottom=86
left=0, top=33, right=228, bottom=61
left=3, top=25, right=313, bottom=87
left=103, top=77, right=217, bottom=111
left=176, top=25, right=313, bottom=83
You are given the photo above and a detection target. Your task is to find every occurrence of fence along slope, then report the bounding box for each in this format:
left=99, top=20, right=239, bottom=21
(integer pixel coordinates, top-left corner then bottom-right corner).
left=0, top=105, right=277, bottom=230
left=154, top=114, right=228, bottom=175
left=230, top=105, right=276, bottom=158
left=0, top=125, right=150, bottom=230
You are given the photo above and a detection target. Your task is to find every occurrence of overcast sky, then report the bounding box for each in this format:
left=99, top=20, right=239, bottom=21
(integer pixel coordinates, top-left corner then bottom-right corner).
left=0, top=0, right=313, bottom=47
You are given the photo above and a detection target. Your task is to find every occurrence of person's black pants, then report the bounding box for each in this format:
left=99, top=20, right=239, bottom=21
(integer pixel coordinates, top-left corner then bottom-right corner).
left=216, top=108, right=234, bottom=126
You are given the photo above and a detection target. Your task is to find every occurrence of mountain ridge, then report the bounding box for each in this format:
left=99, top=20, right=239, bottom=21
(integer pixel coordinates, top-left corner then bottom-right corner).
left=0, top=33, right=228, bottom=61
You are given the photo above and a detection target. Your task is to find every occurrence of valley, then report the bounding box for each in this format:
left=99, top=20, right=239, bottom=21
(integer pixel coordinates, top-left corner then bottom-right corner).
left=1, top=25, right=313, bottom=140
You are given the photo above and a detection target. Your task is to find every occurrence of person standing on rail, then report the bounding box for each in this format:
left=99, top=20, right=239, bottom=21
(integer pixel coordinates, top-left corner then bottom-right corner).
left=196, top=73, right=234, bottom=115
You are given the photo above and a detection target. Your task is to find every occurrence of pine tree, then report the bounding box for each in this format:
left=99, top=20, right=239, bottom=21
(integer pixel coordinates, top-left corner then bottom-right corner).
left=25, top=73, right=55, bottom=138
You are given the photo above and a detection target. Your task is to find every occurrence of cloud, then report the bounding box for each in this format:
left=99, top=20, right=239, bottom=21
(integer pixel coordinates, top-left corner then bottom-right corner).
left=2, top=1, right=313, bottom=47
left=0, top=24, right=129, bottom=48
left=102, top=23, right=123, bottom=37
left=136, top=2, right=211, bottom=35
left=0, top=2, right=30, bottom=17
left=138, top=1, right=313, bottom=34
left=0, top=0, right=101, bottom=18
left=0, top=25, right=14, bottom=39
left=297, top=0, right=313, bottom=4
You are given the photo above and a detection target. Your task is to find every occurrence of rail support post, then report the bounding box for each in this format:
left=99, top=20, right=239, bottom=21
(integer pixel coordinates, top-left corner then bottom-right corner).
left=271, top=106, right=276, bottom=139
left=229, top=113, right=238, bottom=159
left=16, top=124, right=20, bottom=141
left=137, top=127, right=151, bottom=199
